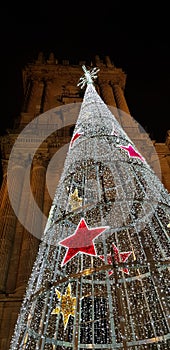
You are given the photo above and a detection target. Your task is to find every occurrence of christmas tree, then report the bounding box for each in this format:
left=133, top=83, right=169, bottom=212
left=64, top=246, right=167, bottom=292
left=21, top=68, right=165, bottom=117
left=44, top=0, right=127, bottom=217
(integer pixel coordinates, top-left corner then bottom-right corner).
left=10, top=66, right=170, bottom=349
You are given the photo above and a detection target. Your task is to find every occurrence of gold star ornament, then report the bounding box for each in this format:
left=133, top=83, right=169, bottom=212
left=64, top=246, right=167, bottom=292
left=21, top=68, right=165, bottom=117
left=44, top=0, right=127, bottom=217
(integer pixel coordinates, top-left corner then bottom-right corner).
left=51, top=283, right=76, bottom=329
left=69, top=188, right=82, bottom=210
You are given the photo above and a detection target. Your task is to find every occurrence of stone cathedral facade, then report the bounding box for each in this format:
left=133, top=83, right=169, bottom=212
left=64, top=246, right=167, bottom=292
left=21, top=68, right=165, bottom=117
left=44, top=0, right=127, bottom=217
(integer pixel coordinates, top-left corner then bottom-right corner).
left=0, top=53, right=170, bottom=349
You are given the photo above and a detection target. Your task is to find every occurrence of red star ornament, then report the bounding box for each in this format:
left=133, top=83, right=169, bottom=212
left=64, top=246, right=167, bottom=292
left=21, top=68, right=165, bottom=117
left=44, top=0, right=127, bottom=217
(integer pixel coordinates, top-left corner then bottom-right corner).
left=118, top=143, right=145, bottom=162
left=59, top=218, right=109, bottom=266
left=70, top=129, right=83, bottom=148
left=99, top=243, right=132, bottom=275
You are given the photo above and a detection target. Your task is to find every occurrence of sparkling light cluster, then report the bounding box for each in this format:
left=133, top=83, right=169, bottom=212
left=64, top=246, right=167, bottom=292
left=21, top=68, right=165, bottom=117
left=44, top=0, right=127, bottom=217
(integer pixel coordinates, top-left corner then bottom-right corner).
left=9, top=68, right=170, bottom=349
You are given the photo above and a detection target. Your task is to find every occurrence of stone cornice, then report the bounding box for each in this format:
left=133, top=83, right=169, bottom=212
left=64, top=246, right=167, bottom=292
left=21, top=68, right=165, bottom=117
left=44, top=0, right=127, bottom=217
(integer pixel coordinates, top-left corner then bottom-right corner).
left=98, top=75, right=126, bottom=90
left=23, top=64, right=126, bottom=89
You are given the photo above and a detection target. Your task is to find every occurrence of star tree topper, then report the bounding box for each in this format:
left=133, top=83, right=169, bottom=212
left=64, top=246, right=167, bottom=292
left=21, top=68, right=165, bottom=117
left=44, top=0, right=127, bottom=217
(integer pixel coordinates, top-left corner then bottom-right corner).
left=51, top=283, right=76, bottom=329
left=77, top=65, right=100, bottom=89
left=59, top=218, right=109, bottom=266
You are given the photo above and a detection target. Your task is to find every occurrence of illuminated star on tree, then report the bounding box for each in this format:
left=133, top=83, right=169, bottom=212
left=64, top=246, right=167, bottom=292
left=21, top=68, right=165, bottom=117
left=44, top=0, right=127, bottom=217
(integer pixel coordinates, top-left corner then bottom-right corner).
left=59, top=218, right=109, bottom=266
left=69, top=188, right=82, bottom=211
left=167, top=223, right=170, bottom=228
left=99, top=243, right=132, bottom=275
left=77, top=65, right=100, bottom=89
left=70, top=129, right=83, bottom=148
left=51, top=283, right=76, bottom=329
left=118, top=143, right=145, bottom=162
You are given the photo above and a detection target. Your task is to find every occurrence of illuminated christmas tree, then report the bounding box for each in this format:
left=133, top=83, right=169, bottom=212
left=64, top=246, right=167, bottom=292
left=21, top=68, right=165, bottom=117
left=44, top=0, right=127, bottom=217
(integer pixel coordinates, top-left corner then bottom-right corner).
left=10, top=66, right=170, bottom=349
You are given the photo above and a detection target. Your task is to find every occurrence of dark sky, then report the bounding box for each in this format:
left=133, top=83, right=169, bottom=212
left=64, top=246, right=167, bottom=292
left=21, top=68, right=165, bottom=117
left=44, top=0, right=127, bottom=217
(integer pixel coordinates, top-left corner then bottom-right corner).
left=2, top=2, right=170, bottom=142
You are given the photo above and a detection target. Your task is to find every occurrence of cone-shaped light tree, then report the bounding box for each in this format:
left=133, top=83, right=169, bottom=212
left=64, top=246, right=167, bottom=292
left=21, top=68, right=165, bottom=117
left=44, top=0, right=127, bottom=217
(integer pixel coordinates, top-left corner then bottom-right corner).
left=10, top=66, right=170, bottom=349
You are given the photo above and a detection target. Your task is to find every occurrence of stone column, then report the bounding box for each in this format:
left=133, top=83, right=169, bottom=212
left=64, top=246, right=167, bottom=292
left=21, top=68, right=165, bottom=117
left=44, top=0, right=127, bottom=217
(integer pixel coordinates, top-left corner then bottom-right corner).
left=105, top=55, right=114, bottom=68
left=5, top=162, right=31, bottom=292
left=0, top=160, right=8, bottom=210
left=112, top=84, right=130, bottom=115
left=16, top=156, right=47, bottom=290
left=0, top=162, right=25, bottom=292
left=99, top=81, right=117, bottom=107
left=99, top=81, right=120, bottom=121
left=43, top=80, right=54, bottom=112
left=165, top=130, right=170, bottom=149
left=42, top=183, right=52, bottom=228
left=161, top=157, right=170, bottom=192
left=27, top=79, right=45, bottom=115
left=165, top=131, right=170, bottom=188
left=112, top=83, right=135, bottom=131
left=95, top=55, right=100, bottom=66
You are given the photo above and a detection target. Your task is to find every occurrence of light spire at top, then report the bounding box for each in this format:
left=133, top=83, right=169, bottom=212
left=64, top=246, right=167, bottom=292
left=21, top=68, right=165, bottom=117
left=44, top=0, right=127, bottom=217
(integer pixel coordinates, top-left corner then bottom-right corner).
left=77, top=65, right=100, bottom=89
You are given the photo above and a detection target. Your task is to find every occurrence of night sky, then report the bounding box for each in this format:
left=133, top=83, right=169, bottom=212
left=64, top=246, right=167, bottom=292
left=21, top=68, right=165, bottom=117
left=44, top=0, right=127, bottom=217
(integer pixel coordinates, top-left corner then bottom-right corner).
left=2, top=2, right=170, bottom=142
